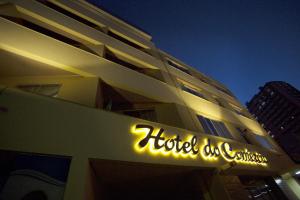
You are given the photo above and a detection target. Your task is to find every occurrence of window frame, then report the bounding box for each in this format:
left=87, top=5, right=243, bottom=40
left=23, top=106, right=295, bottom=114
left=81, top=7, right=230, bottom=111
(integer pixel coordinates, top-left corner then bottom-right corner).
left=197, top=115, right=233, bottom=139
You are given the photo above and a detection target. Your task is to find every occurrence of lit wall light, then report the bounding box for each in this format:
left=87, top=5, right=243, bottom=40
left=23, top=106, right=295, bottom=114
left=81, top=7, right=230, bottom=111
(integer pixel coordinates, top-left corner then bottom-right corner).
left=295, top=171, right=300, bottom=175
left=275, top=178, right=282, bottom=184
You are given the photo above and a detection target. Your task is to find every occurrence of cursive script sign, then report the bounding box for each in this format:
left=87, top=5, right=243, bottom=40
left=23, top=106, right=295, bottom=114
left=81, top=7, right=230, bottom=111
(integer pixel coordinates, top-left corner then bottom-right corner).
left=131, top=124, right=268, bottom=166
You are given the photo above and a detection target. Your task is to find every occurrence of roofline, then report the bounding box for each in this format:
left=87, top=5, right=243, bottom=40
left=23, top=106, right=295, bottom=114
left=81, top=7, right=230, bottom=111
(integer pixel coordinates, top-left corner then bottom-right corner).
left=79, top=0, right=152, bottom=40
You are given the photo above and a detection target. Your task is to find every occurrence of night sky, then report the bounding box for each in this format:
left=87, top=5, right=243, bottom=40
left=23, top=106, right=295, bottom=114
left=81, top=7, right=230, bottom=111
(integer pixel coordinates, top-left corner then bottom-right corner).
left=89, top=0, right=300, bottom=105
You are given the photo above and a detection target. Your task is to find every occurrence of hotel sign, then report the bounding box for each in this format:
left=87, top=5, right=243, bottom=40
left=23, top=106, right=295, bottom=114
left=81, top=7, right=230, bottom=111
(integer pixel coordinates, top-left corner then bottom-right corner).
left=131, top=124, right=268, bottom=166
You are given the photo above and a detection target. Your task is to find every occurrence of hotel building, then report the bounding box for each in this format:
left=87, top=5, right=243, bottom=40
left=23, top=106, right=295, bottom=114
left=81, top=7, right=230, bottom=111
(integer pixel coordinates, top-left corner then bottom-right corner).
left=0, top=1, right=299, bottom=199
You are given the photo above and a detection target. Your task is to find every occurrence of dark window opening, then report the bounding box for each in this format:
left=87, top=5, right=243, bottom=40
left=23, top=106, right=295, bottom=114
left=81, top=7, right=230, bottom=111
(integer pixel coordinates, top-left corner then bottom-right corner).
left=18, top=84, right=61, bottom=97
left=90, top=160, right=207, bottom=200
left=214, top=85, right=235, bottom=97
left=21, top=190, right=47, bottom=200
left=236, top=128, right=251, bottom=144
left=167, top=60, right=191, bottom=75
left=214, top=98, right=225, bottom=107
left=101, top=83, right=133, bottom=111
left=100, top=82, right=158, bottom=122
left=36, top=0, right=104, bottom=32
left=123, top=109, right=157, bottom=122
left=0, top=15, right=97, bottom=55
left=234, top=109, right=245, bottom=116
left=181, top=84, right=207, bottom=100
left=194, top=76, right=209, bottom=84
left=108, top=30, right=152, bottom=56
left=105, top=49, right=164, bottom=82
left=190, top=72, right=235, bottom=98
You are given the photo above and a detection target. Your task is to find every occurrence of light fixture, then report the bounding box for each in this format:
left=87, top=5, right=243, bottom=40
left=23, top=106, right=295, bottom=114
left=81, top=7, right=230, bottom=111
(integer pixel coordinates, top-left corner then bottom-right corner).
left=275, top=178, right=282, bottom=184
left=295, top=171, right=300, bottom=175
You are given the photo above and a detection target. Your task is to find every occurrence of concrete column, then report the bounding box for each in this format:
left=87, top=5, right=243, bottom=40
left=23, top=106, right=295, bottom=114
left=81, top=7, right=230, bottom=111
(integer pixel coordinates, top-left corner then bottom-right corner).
left=64, top=157, right=93, bottom=200
left=192, top=171, right=212, bottom=200
left=280, top=173, right=300, bottom=200
left=207, top=172, right=231, bottom=200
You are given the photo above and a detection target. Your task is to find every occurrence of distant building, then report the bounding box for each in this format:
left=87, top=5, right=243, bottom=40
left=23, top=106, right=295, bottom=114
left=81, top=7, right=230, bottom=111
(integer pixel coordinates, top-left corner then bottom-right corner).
left=247, top=81, right=300, bottom=163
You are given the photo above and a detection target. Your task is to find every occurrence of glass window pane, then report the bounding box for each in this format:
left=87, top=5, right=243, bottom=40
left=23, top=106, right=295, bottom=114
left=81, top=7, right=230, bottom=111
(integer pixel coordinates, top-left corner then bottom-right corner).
left=197, top=115, right=233, bottom=139
left=181, top=84, right=206, bottom=100
left=211, top=121, right=224, bottom=137
left=18, top=84, right=61, bottom=97
left=254, top=134, right=274, bottom=150
left=217, top=122, right=233, bottom=139
left=0, top=150, right=70, bottom=200
left=197, top=115, right=211, bottom=134
left=205, top=119, right=218, bottom=136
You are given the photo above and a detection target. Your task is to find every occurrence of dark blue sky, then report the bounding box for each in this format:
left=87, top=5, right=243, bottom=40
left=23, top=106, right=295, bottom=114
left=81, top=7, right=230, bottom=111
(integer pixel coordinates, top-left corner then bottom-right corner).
left=90, top=0, right=300, bottom=105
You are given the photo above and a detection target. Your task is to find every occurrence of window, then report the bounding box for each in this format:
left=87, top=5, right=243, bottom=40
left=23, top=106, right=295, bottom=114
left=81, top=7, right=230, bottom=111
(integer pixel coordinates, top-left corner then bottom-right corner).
left=0, top=16, right=97, bottom=55
left=197, top=115, right=232, bottom=139
left=253, top=134, right=274, bottom=150
left=180, top=84, right=207, bottom=100
left=18, top=84, right=61, bottom=97
left=0, top=151, right=70, bottom=200
left=214, top=85, right=234, bottom=97
left=229, top=103, right=248, bottom=117
left=193, top=73, right=236, bottom=98
left=236, top=128, right=251, bottom=144
left=195, top=76, right=209, bottom=84
left=107, top=31, right=151, bottom=56
left=167, top=60, right=191, bottom=75
left=105, top=49, right=164, bottom=82
left=291, top=116, right=295, bottom=120
left=234, top=110, right=243, bottom=116
left=37, top=0, right=104, bottom=32
left=214, top=98, right=225, bottom=107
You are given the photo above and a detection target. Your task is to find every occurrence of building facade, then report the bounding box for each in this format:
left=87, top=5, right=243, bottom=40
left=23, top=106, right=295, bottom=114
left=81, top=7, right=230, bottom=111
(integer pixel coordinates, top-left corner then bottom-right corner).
left=247, top=81, right=300, bottom=164
left=0, top=1, right=299, bottom=199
